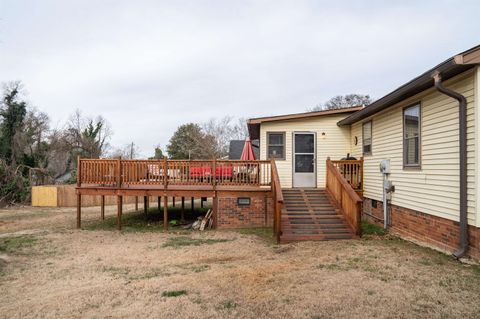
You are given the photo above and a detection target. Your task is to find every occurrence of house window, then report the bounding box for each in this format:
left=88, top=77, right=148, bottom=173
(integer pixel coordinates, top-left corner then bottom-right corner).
left=362, top=121, right=372, bottom=155
left=267, top=132, right=285, bottom=160
left=403, top=104, right=421, bottom=167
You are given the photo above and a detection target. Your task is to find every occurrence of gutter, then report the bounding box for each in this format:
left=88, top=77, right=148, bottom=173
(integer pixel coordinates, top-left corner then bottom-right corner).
left=432, top=71, right=468, bottom=259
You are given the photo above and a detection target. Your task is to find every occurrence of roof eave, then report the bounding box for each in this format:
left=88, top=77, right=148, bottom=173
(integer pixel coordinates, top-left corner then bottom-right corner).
left=338, top=45, right=480, bottom=126
left=247, top=106, right=363, bottom=140
left=248, top=106, right=363, bottom=125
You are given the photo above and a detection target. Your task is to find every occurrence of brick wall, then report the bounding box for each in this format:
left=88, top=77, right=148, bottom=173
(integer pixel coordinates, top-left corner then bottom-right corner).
left=363, top=197, right=480, bottom=260
left=217, top=195, right=273, bottom=228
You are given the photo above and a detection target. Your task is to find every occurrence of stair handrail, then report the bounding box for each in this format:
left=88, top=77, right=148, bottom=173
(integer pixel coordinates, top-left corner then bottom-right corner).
left=326, top=157, right=362, bottom=236
left=271, top=159, right=283, bottom=243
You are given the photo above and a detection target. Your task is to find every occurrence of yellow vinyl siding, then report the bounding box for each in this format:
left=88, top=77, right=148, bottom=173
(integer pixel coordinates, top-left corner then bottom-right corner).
left=351, top=69, right=477, bottom=225
left=476, top=67, right=480, bottom=227
left=260, top=114, right=352, bottom=188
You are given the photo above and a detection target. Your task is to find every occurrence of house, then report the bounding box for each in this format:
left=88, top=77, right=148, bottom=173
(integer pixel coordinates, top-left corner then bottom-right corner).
left=228, top=140, right=260, bottom=160
left=248, top=44, right=480, bottom=259
left=76, top=44, right=480, bottom=260
left=247, top=106, right=362, bottom=188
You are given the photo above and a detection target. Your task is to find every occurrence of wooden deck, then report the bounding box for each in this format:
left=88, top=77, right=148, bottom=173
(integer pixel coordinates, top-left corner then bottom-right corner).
left=75, top=158, right=274, bottom=231
left=76, top=157, right=363, bottom=242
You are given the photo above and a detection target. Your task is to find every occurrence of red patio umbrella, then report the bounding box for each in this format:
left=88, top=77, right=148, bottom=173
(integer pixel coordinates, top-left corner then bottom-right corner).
left=240, top=137, right=256, bottom=160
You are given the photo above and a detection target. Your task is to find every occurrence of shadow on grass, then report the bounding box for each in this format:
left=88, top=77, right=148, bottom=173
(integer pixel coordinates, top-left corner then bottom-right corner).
left=83, top=206, right=211, bottom=233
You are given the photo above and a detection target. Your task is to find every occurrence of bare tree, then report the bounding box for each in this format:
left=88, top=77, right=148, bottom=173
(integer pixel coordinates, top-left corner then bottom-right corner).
left=46, top=128, right=72, bottom=178
left=202, top=116, right=248, bottom=158
left=16, top=107, right=50, bottom=168
left=109, top=142, right=140, bottom=159
left=309, top=94, right=373, bottom=111
left=63, top=109, right=112, bottom=159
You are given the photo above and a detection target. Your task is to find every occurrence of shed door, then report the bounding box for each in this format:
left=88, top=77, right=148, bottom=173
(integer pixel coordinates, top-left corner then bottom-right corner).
left=293, top=133, right=316, bottom=188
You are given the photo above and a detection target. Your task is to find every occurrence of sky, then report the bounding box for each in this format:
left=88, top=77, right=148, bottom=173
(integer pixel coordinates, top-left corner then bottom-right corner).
left=0, top=0, right=479, bottom=157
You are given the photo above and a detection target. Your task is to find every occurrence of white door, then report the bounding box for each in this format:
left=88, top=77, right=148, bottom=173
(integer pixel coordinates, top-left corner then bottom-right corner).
left=293, top=132, right=316, bottom=188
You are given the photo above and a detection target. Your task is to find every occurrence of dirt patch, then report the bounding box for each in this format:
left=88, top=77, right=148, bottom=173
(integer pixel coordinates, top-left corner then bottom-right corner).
left=1, top=206, right=480, bottom=318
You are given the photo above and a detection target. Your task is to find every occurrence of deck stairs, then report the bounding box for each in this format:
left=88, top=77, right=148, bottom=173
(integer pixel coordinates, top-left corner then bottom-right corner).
left=280, top=188, right=355, bottom=243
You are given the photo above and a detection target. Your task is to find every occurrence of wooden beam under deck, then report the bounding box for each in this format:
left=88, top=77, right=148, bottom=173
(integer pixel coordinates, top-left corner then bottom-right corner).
left=163, top=196, right=168, bottom=230
left=212, top=194, right=218, bottom=228
left=117, top=195, right=123, bottom=230
left=101, top=195, right=105, bottom=220
left=76, top=186, right=271, bottom=199
left=77, top=194, right=81, bottom=229
left=181, top=197, right=185, bottom=221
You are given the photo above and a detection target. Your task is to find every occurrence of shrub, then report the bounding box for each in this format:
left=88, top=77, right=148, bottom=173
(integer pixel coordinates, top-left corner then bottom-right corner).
left=0, top=159, right=31, bottom=206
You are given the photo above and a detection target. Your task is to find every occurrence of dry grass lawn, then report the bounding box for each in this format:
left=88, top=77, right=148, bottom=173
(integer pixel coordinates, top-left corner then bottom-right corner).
left=1, top=204, right=480, bottom=319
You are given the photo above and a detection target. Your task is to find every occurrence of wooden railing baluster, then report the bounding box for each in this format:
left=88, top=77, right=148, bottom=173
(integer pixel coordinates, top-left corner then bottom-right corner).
left=329, top=159, right=363, bottom=192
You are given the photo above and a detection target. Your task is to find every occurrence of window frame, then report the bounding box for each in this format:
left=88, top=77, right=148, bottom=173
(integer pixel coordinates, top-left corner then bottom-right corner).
left=362, top=120, right=372, bottom=156
left=403, top=102, right=422, bottom=169
left=266, top=132, right=286, bottom=160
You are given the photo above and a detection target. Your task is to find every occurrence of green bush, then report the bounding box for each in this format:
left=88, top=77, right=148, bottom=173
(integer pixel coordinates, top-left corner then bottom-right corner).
left=361, top=221, right=387, bottom=236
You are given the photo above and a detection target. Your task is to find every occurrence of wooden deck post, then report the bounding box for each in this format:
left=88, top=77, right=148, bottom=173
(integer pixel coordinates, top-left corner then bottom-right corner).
left=158, top=196, right=161, bottom=211
left=163, top=196, right=168, bottom=230
left=201, top=197, right=204, bottom=208
left=172, top=197, right=175, bottom=207
left=181, top=197, right=185, bottom=221
left=212, top=193, right=218, bottom=228
left=191, top=197, right=194, bottom=212
left=76, top=156, right=82, bottom=229
left=117, top=195, right=123, bottom=230
left=144, top=196, right=148, bottom=214
left=76, top=194, right=81, bottom=229
left=135, top=196, right=138, bottom=211
left=163, top=157, right=168, bottom=189
left=101, top=195, right=105, bottom=220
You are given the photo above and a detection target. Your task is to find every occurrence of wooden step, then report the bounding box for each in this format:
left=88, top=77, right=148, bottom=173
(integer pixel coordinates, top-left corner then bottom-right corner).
left=285, top=205, right=335, bottom=209
left=285, top=212, right=342, bottom=215
left=282, top=225, right=351, bottom=231
left=283, top=228, right=352, bottom=235
left=282, top=215, right=343, bottom=220
left=279, top=188, right=354, bottom=243
left=280, top=233, right=354, bottom=243
left=282, top=228, right=351, bottom=233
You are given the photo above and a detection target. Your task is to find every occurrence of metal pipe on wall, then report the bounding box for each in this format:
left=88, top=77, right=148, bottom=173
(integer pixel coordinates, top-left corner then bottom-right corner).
left=432, top=71, right=468, bottom=259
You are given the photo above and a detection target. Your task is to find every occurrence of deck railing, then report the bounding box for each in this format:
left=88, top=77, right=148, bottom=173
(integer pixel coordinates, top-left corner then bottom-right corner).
left=330, top=158, right=363, bottom=192
left=271, top=159, right=284, bottom=243
left=326, top=158, right=362, bottom=236
left=77, top=158, right=272, bottom=188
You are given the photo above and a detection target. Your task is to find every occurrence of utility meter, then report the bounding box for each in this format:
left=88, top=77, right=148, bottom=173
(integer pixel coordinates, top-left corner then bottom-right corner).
left=379, top=159, right=391, bottom=174
left=383, top=180, right=395, bottom=193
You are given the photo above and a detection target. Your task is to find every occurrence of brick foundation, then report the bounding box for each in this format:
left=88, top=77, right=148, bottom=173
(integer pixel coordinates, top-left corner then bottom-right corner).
left=363, top=197, right=480, bottom=260
left=217, top=195, right=273, bottom=228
